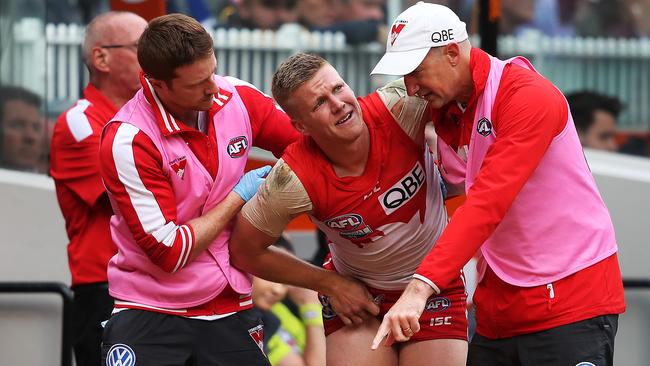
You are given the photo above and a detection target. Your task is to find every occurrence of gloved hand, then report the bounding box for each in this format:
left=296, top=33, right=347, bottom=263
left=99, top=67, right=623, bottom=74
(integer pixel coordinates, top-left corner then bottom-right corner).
left=233, top=165, right=272, bottom=202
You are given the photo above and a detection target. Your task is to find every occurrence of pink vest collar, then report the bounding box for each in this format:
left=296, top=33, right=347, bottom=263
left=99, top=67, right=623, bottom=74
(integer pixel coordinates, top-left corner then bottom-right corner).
left=139, top=73, right=232, bottom=136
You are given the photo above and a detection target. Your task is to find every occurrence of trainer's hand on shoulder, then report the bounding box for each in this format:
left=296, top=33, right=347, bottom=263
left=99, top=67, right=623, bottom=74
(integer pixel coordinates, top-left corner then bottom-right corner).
left=371, top=279, right=434, bottom=349
left=233, top=165, right=272, bottom=202
left=328, top=275, right=379, bottom=326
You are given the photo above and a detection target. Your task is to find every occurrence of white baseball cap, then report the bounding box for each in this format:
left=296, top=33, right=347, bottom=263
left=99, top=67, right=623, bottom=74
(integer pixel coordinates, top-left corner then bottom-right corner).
left=371, top=2, right=468, bottom=76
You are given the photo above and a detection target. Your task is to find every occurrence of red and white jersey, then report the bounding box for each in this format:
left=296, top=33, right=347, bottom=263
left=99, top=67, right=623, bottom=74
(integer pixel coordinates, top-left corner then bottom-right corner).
left=50, top=84, right=118, bottom=286
left=99, top=76, right=298, bottom=291
left=283, top=93, right=446, bottom=290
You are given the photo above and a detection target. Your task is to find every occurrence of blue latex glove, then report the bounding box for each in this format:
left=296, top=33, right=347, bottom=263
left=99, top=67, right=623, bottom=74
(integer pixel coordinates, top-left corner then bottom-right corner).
left=233, top=165, right=272, bottom=202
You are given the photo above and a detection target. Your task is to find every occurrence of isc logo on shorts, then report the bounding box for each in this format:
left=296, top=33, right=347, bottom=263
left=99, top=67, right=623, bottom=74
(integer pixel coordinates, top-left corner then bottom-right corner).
left=430, top=316, right=452, bottom=327
left=378, top=162, right=425, bottom=215
left=227, top=136, right=248, bottom=158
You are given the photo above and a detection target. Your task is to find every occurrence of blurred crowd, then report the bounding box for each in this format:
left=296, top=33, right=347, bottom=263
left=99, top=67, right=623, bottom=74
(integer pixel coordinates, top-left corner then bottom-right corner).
left=2, top=0, right=650, bottom=174
left=2, top=82, right=648, bottom=175
left=8, top=0, right=650, bottom=39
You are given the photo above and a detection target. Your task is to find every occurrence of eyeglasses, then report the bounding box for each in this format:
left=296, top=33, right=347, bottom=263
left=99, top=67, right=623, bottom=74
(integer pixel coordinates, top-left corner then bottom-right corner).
left=100, top=43, right=138, bottom=50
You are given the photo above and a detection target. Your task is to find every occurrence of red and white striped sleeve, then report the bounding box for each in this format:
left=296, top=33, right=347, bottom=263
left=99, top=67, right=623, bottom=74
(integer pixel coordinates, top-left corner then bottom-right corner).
left=100, top=122, right=194, bottom=273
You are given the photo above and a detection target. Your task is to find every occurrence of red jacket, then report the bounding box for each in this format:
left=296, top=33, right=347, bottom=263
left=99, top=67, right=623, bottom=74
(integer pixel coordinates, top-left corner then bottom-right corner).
left=418, top=49, right=625, bottom=338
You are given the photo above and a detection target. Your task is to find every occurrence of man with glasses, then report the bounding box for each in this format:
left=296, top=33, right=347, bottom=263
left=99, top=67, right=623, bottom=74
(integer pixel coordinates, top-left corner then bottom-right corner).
left=50, top=11, right=147, bottom=366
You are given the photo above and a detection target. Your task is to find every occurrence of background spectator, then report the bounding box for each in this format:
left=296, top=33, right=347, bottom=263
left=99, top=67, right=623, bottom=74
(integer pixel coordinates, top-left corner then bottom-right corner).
left=337, top=0, right=384, bottom=23
left=567, top=90, right=622, bottom=152
left=219, top=0, right=297, bottom=30
left=169, top=0, right=219, bottom=28
left=623, top=0, right=650, bottom=38
left=296, top=0, right=387, bottom=44
left=499, top=0, right=536, bottom=35
left=0, top=85, right=46, bottom=172
left=574, top=0, right=638, bottom=38
left=295, top=0, right=341, bottom=29
left=49, top=11, right=147, bottom=366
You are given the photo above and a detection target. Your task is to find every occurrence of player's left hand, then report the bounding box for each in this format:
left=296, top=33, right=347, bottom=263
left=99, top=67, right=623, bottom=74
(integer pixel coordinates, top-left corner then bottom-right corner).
left=326, top=275, right=379, bottom=326
left=370, top=278, right=434, bottom=349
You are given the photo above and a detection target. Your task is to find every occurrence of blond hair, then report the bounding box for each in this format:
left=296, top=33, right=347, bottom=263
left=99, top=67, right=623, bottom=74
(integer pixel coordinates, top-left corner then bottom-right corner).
left=271, top=52, right=327, bottom=113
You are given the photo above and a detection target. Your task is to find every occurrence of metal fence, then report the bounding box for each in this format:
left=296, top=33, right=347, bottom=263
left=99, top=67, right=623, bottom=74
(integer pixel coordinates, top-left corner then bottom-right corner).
left=3, top=18, right=650, bottom=130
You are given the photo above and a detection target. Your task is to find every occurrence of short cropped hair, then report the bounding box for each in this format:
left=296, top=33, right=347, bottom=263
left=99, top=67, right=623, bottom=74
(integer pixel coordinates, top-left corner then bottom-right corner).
left=138, top=14, right=214, bottom=82
left=566, top=91, right=622, bottom=133
left=82, top=11, right=132, bottom=71
left=0, top=86, right=42, bottom=121
left=272, top=52, right=327, bottom=112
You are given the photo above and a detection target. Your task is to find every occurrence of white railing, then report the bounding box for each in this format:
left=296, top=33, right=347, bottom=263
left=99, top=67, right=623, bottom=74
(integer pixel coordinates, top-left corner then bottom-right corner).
left=498, top=31, right=650, bottom=130
left=3, top=19, right=650, bottom=130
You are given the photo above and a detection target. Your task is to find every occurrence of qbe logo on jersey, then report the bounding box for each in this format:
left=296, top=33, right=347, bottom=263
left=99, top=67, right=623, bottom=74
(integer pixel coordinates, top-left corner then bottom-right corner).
left=378, top=162, right=425, bottom=215
left=227, top=136, right=249, bottom=158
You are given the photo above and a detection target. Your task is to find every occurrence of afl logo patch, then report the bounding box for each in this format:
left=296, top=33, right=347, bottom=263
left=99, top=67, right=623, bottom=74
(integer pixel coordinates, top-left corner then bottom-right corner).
left=425, top=297, right=451, bottom=312
left=106, top=344, right=136, bottom=366
left=477, top=117, right=492, bottom=137
left=227, top=136, right=249, bottom=158
left=325, top=213, right=379, bottom=245
left=325, top=213, right=364, bottom=231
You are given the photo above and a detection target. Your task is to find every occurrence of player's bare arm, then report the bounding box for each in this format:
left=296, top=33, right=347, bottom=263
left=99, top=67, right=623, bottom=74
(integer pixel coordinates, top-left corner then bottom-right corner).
left=230, top=160, right=380, bottom=325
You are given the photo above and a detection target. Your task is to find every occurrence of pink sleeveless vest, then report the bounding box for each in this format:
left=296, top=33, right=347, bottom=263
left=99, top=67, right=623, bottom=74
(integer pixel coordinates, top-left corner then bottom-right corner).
left=438, top=56, right=617, bottom=287
left=106, top=75, right=253, bottom=308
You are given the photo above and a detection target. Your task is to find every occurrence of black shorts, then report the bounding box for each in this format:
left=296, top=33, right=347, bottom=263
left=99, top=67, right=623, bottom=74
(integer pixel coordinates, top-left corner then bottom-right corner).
left=101, top=308, right=270, bottom=366
left=468, top=314, right=618, bottom=366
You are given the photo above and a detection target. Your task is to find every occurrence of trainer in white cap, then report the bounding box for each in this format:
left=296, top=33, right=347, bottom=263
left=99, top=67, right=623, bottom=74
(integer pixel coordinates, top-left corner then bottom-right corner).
left=371, top=2, right=468, bottom=76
